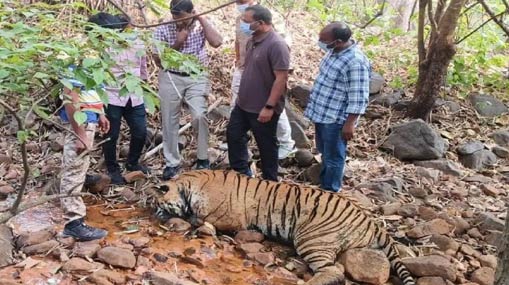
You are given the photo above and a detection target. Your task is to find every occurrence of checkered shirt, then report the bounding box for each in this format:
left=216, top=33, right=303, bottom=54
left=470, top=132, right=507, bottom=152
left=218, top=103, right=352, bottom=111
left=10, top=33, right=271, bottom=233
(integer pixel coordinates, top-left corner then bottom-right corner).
left=153, top=22, right=207, bottom=71
left=304, top=42, right=370, bottom=125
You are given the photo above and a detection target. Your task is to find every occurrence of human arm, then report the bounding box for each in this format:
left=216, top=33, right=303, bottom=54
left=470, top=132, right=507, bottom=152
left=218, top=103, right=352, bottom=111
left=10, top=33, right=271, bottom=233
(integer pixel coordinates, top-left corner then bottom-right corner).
left=258, top=70, right=289, bottom=123
left=63, top=88, right=90, bottom=153
left=342, top=61, right=370, bottom=141
left=197, top=15, right=223, bottom=48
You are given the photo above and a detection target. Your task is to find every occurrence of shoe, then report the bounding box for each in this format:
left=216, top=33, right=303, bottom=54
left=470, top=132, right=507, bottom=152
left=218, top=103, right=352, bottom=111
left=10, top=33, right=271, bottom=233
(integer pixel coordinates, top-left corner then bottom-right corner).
left=84, top=174, right=101, bottom=188
left=126, top=163, right=151, bottom=174
left=278, top=146, right=297, bottom=160
left=62, top=218, right=108, bottom=241
left=196, top=159, right=210, bottom=170
left=107, top=169, right=126, bottom=185
left=162, top=166, right=180, bottom=180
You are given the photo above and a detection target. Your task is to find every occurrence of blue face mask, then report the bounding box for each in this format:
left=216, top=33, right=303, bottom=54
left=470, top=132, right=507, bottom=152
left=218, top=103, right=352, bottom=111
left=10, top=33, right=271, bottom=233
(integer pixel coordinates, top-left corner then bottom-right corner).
left=240, top=20, right=254, bottom=36
left=317, top=39, right=338, bottom=52
left=237, top=4, right=249, bottom=13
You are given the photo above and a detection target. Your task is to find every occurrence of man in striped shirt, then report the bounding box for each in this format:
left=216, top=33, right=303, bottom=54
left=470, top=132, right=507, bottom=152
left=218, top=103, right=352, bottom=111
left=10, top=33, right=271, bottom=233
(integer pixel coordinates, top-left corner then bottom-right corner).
left=304, top=22, right=370, bottom=192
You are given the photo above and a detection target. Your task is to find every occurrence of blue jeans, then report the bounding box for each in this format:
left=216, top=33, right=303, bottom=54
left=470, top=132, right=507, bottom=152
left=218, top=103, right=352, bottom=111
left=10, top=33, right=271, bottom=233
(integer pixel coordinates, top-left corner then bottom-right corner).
left=315, top=123, right=347, bottom=192
left=103, top=100, right=147, bottom=173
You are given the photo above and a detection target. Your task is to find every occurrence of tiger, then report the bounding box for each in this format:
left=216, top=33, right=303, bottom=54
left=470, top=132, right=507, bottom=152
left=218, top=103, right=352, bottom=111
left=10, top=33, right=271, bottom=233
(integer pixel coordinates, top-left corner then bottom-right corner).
left=155, top=170, right=416, bottom=285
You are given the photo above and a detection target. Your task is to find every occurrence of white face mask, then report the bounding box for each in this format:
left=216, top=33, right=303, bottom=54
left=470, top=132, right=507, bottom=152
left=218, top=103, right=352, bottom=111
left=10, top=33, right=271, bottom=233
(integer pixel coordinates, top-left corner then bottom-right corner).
left=237, top=3, right=249, bottom=13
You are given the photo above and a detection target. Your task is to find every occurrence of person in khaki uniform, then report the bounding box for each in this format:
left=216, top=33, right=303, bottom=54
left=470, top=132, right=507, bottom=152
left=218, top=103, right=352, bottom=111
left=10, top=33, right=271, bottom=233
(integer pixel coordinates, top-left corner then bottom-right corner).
left=153, top=0, right=223, bottom=180
left=233, top=0, right=295, bottom=160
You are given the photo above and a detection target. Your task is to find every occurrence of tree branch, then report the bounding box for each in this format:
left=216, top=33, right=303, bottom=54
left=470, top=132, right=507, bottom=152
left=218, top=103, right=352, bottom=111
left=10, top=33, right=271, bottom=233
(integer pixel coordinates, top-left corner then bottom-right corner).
left=106, top=0, right=237, bottom=29
left=359, top=0, right=387, bottom=29
left=0, top=99, right=30, bottom=216
left=418, top=0, right=429, bottom=63
left=456, top=10, right=507, bottom=44
left=478, top=0, right=509, bottom=37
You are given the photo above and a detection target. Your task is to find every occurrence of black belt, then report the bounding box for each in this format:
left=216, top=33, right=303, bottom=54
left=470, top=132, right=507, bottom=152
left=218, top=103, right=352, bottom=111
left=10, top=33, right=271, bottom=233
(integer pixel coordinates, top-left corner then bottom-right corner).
left=166, top=70, right=190, bottom=77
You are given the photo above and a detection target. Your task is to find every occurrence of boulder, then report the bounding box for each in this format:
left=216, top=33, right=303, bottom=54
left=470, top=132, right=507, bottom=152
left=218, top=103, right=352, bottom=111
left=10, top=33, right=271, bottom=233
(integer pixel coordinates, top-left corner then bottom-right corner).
left=401, top=255, right=456, bottom=281
left=97, top=247, right=136, bottom=269
left=381, top=120, right=447, bottom=160
left=340, top=249, right=390, bottom=284
left=22, top=240, right=59, bottom=255
left=416, top=277, right=448, bottom=285
left=406, top=219, right=453, bottom=239
left=490, top=129, right=509, bottom=146
left=430, top=234, right=459, bottom=252
left=62, top=257, right=103, bottom=274
left=289, top=85, right=312, bottom=108
left=476, top=213, right=505, bottom=232
left=370, top=90, right=402, bottom=107
left=234, top=230, right=264, bottom=244
left=73, top=241, right=101, bottom=258
left=285, top=102, right=311, bottom=129
left=492, top=146, right=509, bottom=158
left=148, top=271, right=199, bottom=285
left=470, top=267, right=495, bottom=285
left=294, top=149, right=314, bottom=167
left=90, top=269, right=126, bottom=285
left=0, top=225, right=14, bottom=268
left=460, top=150, right=497, bottom=170
left=469, top=93, right=508, bottom=117
left=124, top=171, right=146, bottom=183
left=413, top=160, right=463, bottom=176
left=457, top=141, right=485, bottom=155
left=479, top=254, right=498, bottom=269
left=304, top=163, right=322, bottom=185
left=165, top=218, right=192, bottom=232
left=84, top=174, right=111, bottom=194
left=369, top=72, right=385, bottom=94
left=239, top=243, right=264, bottom=255
left=290, top=121, right=311, bottom=148
left=208, top=105, right=231, bottom=122
left=415, top=167, right=441, bottom=183
left=16, top=228, right=55, bottom=248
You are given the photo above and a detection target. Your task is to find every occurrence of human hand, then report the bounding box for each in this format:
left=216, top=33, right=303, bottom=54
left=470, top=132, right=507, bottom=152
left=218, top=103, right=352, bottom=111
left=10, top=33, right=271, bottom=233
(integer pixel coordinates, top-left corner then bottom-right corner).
left=257, top=107, right=274, bottom=123
left=342, top=123, right=355, bottom=141
left=176, top=27, right=189, bottom=44
left=99, top=115, right=110, bottom=134
left=75, top=133, right=91, bottom=154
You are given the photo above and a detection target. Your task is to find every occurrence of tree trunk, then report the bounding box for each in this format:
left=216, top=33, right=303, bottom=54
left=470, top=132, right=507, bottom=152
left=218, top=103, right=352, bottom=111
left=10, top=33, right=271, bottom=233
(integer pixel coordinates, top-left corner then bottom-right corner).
left=495, top=207, right=509, bottom=285
left=406, top=0, right=467, bottom=120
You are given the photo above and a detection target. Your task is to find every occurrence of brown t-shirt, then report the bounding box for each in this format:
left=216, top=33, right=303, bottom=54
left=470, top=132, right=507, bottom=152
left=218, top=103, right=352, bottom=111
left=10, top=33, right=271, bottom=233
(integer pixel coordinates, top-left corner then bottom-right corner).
left=237, top=31, right=290, bottom=114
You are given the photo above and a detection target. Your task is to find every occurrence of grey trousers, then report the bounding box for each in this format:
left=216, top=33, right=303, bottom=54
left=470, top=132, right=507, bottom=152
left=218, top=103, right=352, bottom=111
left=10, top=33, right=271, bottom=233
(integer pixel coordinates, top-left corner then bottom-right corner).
left=159, top=70, right=210, bottom=167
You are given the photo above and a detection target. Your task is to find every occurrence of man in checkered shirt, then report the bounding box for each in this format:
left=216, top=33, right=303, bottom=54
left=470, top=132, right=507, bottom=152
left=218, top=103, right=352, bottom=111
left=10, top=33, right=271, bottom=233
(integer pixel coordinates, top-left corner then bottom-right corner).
left=153, top=0, right=222, bottom=180
left=304, top=21, right=370, bottom=192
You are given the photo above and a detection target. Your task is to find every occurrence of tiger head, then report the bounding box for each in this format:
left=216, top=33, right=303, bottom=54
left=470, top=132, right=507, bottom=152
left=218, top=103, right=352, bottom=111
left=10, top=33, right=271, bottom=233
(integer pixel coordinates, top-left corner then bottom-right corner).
left=155, top=180, right=189, bottom=221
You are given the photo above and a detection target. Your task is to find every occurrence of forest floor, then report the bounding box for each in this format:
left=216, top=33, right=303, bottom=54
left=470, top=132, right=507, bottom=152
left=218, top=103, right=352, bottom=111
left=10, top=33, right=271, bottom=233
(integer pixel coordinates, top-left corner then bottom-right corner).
left=0, top=3, right=508, bottom=285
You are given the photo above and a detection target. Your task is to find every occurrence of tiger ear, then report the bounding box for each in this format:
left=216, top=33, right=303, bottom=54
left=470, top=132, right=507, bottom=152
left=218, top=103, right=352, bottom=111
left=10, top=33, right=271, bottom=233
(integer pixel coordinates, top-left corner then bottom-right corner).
left=158, top=184, right=170, bottom=193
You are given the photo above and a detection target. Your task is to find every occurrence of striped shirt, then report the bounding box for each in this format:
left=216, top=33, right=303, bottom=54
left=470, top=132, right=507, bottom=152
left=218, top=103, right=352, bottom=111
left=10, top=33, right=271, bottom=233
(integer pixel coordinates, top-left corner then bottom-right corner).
left=304, top=42, right=370, bottom=125
left=153, top=21, right=207, bottom=72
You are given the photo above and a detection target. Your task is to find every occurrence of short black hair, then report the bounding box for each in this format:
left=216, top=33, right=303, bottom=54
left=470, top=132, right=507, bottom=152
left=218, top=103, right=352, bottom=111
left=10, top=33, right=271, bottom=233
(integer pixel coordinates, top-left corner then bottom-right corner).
left=170, top=0, right=194, bottom=15
left=245, top=4, right=272, bottom=25
left=330, top=21, right=352, bottom=42
left=88, top=12, right=129, bottom=30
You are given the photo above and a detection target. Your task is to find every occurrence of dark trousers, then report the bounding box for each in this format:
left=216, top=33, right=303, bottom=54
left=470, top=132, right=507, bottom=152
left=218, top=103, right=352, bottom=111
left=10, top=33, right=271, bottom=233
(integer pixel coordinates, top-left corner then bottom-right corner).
left=103, top=100, right=147, bottom=173
left=227, top=106, right=280, bottom=181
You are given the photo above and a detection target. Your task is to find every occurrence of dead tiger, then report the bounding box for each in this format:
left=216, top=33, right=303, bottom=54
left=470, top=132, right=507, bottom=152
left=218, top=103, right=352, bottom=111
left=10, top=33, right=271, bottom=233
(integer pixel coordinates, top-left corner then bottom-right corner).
left=155, top=170, right=416, bottom=285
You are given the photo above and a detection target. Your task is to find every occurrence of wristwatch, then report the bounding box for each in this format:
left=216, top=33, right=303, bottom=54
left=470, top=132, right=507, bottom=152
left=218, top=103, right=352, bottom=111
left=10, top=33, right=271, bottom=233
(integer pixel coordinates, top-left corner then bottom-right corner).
left=264, top=104, right=274, bottom=110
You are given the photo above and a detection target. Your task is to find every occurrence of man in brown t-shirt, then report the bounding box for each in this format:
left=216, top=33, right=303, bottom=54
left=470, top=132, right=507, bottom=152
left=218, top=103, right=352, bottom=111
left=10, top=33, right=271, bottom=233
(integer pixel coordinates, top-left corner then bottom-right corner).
left=226, top=4, right=290, bottom=181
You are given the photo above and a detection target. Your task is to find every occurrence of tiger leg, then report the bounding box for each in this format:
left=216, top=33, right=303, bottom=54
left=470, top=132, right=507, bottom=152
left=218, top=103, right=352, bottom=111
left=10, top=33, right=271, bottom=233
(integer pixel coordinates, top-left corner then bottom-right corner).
left=304, top=265, right=345, bottom=285
left=298, top=248, right=344, bottom=285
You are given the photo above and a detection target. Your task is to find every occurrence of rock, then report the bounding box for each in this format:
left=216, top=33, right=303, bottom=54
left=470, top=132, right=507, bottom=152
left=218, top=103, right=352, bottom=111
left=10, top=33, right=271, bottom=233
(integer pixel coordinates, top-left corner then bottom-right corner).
left=479, top=255, right=497, bottom=269
left=443, top=101, right=461, bottom=113
left=22, top=240, right=59, bottom=255
left=239, top=243, right=264, bottom=255
left=209, top=105, right=231, bottom=122
left=480, top=184, right=501, bottom=197
left=0, top=279, right=19, bottom=285
left=124, top=171, right=146, bottom=183
left=416, top=277, right=448, bottom=285
left=0, top=185, right=15, bottom=200
left=340, top=249, right=390, bottom=285
left=270, top=267, right=301, bottom=285
left=62, top=257, right=103, bottom=274
left=463, top=175, right=493, bottom=183
left=294, top=149, right=314, bottom=167
left=467, top=228, right=483, bottom=239
left=471, top=267, right=495, bottom=285
left=485, top=231, right=503, bottom=247
left=85, top=174, right=111, bottom=194
left=381, top=202, right=401, bottom=215
left=397, top=204, right=419, bottom=218
left=196, top=223, right=216, bottom=236
left=430, top=234, right=459, bottom=252
left=476, top=213, right=505, bottom=232
left=285, top=102, right=311, bottom=129
left=490, top=129, right=509, bottom=146
left=129, top=237, right=150, bottom=248
left=418, top=206, right=438, bottom=221
left=304, top=163, right=321, bottom=185
left=406, top=219, right=453, bottom=239
left=165, top=218, right=192, bottom=232
left=97, top=247, right=136, bottom=269
left=413, top=160, right=463, bottom=176
left=469, top=93, right=508, bottom=117
left=370, top=90, right=402, bottom=107
left=492, top=145, right=509, bottom=158
left=409, top=187, right=428, bottom=199
left=0, top=225, right=14, bottom=267
left=120, top=188, right=139, bottom=202
left=234, top=230, right=264, bottom=244
left=381, top=120, right=447, bottom=161
left=289, top=85, right=312, bottom=108
left=73, top=241, right=101, bottom=258
left=137, top=255, right=152, bottom=267
left=401, top=255, right=456, bottom=281
left=91, top=269, right=126, bottom=285
left=460, top=150, right=497, bottom=170
left=148, top=271, right=199, bottom=285
left=415, top=167, right=440, bottom=183
left=447, top=216, right=471, bottom=235
left=458, top=141, right=485, bottom=155
left=153, top=253, right=168, bottom=263
left=290, top=122, right=311, bottom=148
left=0, top=154, right=12, bottom=164
left=249, top=252, right=275, bottom=265
left=369, top=72, right=385, bottom=94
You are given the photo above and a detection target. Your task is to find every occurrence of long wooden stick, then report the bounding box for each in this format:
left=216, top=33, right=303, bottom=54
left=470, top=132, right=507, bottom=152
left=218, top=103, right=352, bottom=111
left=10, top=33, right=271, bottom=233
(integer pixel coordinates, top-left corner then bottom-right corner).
left=143, top=98, right=224, bottom=161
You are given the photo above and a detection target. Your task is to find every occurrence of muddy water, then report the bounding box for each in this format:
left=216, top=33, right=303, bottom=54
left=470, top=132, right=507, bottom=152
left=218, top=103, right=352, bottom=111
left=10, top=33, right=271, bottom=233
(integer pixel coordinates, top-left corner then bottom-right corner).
left=0, top=201, right=299, bottom=285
